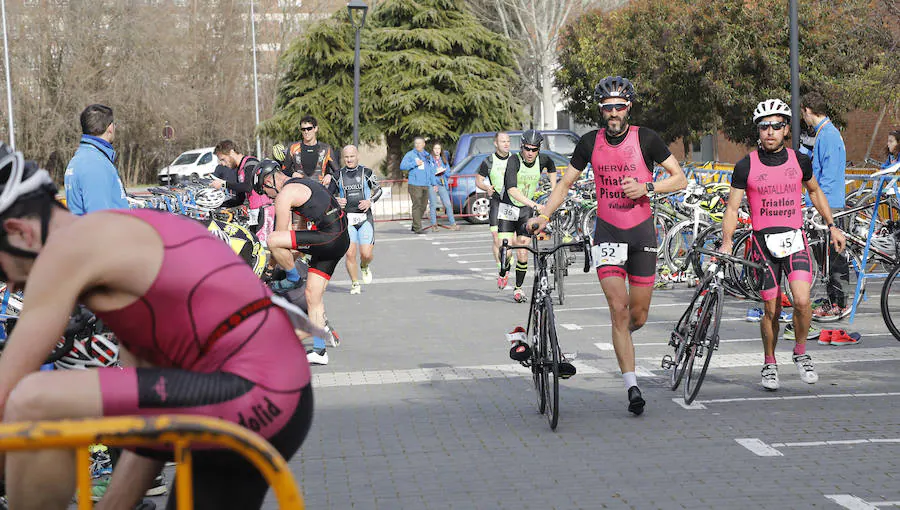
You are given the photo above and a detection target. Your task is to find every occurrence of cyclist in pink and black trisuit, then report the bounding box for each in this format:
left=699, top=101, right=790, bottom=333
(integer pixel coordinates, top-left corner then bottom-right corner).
left=529, top=76, right=687, bottom=415
left=720, top=99, right=846, bottom=391
left=0, top=144, right=313, bottom=510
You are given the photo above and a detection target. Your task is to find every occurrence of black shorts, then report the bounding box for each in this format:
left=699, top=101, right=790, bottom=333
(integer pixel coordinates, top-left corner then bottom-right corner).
left=498, top=203, right=534, bottom=238
left=748, top=230, right=813, bottom=302
left=593, top=216, right=657, bottom=287
left=291, top=217, right=350, bottom=280
left=489, top=194, right=500, bottom=231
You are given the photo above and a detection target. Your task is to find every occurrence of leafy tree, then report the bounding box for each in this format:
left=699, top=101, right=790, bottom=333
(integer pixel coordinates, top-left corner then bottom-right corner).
left=263, top=0, right=523, bottom=177
left=557, top=0, right=891, bottom=150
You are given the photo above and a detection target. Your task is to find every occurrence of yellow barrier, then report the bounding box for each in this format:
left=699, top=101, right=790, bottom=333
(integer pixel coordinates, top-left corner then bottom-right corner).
left=0, top=415, right=304, bottom=509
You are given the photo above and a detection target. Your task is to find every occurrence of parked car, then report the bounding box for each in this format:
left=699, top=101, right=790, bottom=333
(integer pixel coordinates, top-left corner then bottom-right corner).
left=446, top=150, right=570, bottom=224
left=451, top=130, right=580, bottom=166
left=157, top=147, right=218, bottom=185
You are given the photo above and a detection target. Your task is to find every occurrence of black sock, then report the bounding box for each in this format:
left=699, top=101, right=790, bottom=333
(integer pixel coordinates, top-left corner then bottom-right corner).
left=515, top=261, right=527, bottom=288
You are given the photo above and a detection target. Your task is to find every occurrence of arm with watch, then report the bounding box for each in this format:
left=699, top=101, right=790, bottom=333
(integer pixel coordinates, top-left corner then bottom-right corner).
left=804, top=175, right=847, bottom=253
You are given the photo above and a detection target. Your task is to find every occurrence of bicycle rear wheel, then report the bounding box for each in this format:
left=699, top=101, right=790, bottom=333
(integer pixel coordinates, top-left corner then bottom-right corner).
left=882, top=264, right=900, bottom=342
left=541, top=295, right=560, bottom=430
left=683, top=289, right=723, bottom=404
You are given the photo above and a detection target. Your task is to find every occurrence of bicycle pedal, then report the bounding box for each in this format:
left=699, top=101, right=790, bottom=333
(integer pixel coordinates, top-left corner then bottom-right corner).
left=661, top=354, right=673, bottom=369
left=563, top=352, right=577, bottom=360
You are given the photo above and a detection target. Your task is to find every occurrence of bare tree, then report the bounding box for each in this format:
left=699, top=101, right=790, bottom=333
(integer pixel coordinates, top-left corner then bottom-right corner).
left=466, top=0, right=625, bottom=129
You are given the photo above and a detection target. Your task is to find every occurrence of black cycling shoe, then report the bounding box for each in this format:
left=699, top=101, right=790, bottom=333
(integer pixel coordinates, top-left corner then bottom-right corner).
left=509, top=340, right=531, bottom=362
left=627, top=385, right=646, bottom=416
left=558, top=361, right=577, bottom=379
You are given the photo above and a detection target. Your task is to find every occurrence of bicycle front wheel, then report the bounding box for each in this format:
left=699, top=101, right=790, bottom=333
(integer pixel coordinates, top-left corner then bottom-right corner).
left=529, top=299, right=546, bottom=415
left=541, top=295, right=560, bottom=430
left=882, top=264, right=900, bottom=342
left=683, top=289, right=723, bottom=404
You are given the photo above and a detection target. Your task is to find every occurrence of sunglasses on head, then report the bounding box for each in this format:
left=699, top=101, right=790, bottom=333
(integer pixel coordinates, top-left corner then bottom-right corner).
left=300, top=126, right=315, bottom=132
left=758, top=121, right=787, bottom=131
left=601, top=102, right=629, bottom=112
left=522, top=145, right=540, bottom=153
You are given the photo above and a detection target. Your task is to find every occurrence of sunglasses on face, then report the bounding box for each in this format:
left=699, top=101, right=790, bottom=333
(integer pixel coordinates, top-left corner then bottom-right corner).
left=758, top=121, right=787, bottom=131
left=522, top=146, right=540, bottom=153
left=300, top=126, right=315, bottom=132
left=601, top=103, right=629, bottom=112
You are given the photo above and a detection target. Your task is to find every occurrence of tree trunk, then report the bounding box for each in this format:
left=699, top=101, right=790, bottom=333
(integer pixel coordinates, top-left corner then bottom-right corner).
left=540, top=66, right=557, bottom=130
left=386, top=133, right=404, bottom=179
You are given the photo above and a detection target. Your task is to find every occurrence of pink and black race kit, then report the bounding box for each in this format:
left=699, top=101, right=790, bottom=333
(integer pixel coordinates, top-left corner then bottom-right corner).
left=731, top=148, right=814, bottom=301
left=93, top=208, right=312, bottom=510
left=569, top=125, right=672, bottom=286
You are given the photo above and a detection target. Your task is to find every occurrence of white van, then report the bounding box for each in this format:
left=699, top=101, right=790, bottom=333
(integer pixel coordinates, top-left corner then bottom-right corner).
left=157, top=147, right=218, bottom=185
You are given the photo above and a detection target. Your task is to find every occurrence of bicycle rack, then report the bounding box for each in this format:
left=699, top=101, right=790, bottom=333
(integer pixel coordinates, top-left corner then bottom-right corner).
left=848, top=162, right=900, bottom=322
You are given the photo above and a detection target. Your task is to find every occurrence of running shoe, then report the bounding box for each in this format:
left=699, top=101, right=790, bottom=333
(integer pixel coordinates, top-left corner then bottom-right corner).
left=746, top=307, right=763, bottom=322
left=307, top=348, right=329, bottom=365
left=792, top=353, right=818, bottom=384
left=779, top=310, right=793, bottom=323
left=360, top=265, right=373, bottom=284
left=145, top=473, right=168, bottom=497
left=627, top=386, right=645, bottom=415
left=497, top=274, right=509, bottom=290
left=270, top=277, right=302, bottom=291
left=783, top=323, right=821, bottom=340
left=513, top=287, right=526, bottom=303
left=829, top=330, right=861, bottom=346
left=350, top=281, right=361, bottom=295
left=761, top=363, right=779, bottom=390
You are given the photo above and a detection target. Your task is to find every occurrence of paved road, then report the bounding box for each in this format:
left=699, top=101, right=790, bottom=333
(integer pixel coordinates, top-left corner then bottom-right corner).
left=146, top=221, right=899, bottom=510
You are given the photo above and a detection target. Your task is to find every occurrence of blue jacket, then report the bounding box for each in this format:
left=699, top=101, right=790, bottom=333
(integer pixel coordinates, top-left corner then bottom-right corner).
left=400, top=149, right=431, bottom=186
left=427, top=154, right=452, bottom=187
left=804, top=118, right=846, bottom=209
left=64, top=135, right=128, bottom=215
left=882, top=153, right=899, bottom=169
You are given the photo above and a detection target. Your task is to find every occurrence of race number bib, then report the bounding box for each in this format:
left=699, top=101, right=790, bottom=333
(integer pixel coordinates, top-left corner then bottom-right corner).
left=348, top=213, right=368, bottom=226
left=591, top=243, right=628, bottom=267
left=497, top=203, right=520, bottom=222
left=764, top=229, right=804, bottom=258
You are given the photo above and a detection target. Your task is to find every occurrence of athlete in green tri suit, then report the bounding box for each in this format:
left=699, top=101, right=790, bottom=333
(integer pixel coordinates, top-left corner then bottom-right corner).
left=498, top=130, right=557, bottom=303
left=476, top=132, right=512, bottom=288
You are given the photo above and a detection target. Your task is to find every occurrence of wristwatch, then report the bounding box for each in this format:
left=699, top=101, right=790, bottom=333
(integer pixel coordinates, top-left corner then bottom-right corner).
left=827, top=223, right=836, bottom=229
left=645, top=182, right=655, bottom=196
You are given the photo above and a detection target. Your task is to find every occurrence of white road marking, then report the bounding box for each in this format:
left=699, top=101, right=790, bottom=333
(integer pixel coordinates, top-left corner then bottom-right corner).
left=635, top=366, right=659, bottom=378
left=672, top=398, right=707, bottom=410
left=771, top=438, right=900, bottom=447
left=734, top=438, right=783, bottom=456
left=457, top=259, right=496, bottom=264
left=431, top=239, right=491, bottom=245
left=312, top=361, right=604, bottom=388
left=330, top=274, right=474, bottom=285
left=555, top=303, right=688, bottom=312
left=641, top=346, right=900, bottom=370
left=448, top=253, right=460, bottom=257
left=561, top=324, right=582, bottom=330
left=679, top=391, right=900, bottom=409
left=593, top=342, right=614, bottom=351
left=824, top=495, right=881, bottom=510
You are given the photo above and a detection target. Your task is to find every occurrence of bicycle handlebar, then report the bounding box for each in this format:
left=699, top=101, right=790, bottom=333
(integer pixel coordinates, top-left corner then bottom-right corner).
left=499, top=237, right=593, bottom=278
left=684, top=245, right=765, bottom=272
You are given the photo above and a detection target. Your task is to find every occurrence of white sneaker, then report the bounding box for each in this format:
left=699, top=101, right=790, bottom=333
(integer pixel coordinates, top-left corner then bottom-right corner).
left=361, top=266, right=373, bottom=284
left=350, top=282, right=361, bottom=295
left=792, top=353, right=818, bottom=384
left=761, top=364, right=779, bottom=390
left=307, top=349, right=328, bottom=365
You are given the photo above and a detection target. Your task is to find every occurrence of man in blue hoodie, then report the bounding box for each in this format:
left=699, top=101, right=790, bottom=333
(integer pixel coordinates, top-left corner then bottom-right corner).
left=800, top=91, right=849, bottom=320
left=400, top=136, right=431, bottom=234
left=64, top=104, right=129, bottom=215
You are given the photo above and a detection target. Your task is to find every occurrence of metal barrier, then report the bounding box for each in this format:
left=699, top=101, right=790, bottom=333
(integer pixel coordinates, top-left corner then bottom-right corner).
left=0, top=415, right=304, bottom=509
left=372, top=178, right=483, bottom=223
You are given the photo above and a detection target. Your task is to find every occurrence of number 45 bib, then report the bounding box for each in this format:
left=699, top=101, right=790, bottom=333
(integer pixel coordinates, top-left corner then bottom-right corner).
left=764, top=229, right=804, bottom=258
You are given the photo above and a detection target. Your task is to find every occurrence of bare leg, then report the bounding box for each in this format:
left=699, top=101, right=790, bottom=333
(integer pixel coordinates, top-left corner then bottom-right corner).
left=345, top=243, right=359, bottom=282
left=600, top=277, right=635, bottom=373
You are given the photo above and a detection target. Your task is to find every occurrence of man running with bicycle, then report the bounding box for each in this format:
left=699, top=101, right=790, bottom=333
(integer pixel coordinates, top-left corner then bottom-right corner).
left=497, top=130, right=557, bottom=303
left=720, top=99, right=846, bottom=391
left=529, top=76, right=687, bottom=415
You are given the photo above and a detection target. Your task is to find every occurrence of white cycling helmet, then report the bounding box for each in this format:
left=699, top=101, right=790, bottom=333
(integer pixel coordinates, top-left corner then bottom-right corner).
left=753, top=99, right=792, bottom=123
left=195, top=188, right=227, bottom=209
left=55, top=333, right=119, bottom=370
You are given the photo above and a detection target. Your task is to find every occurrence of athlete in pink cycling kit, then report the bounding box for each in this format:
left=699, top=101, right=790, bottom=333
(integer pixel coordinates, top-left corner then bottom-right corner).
left=0, top=145, right=313, bottom=510
left=529, top=76, right=687, bottom=415
left=720, top=99, right=846, bottom=391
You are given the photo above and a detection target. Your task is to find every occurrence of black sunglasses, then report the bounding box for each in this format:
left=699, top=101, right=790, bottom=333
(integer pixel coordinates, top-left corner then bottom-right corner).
left=758, top=121, right=787, bottom=131
left=522, top=146, right=540, bottom=153
left=601, top=103, right=629, bottom=112
left=300, top=126, right=315, bottom=132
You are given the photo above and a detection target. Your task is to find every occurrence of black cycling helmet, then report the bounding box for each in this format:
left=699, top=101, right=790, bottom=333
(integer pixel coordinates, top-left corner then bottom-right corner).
left=594, top=76, right=636, bottom=103
left=0, top=142, right=59, bottom=257
left=521, top=130, right=543, bottom=148
left=253, top=159, right=282, bottom=195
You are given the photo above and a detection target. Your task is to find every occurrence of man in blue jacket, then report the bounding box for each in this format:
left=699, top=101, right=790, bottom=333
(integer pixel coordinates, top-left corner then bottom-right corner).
left=400, top=136, right=431, bottom=234
left=800, top=91, right=849, bottom=320
left=64, top=104, right=129, bottom=215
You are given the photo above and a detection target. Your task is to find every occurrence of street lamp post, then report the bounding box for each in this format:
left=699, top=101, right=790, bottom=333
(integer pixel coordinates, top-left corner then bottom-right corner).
left=789, top=0, right=800, bottom=150
left=250, top=0, right=262, bottom=158
left=348, top=0, right=368, bottom=147
left=1, top=0, right=15, bottom=148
